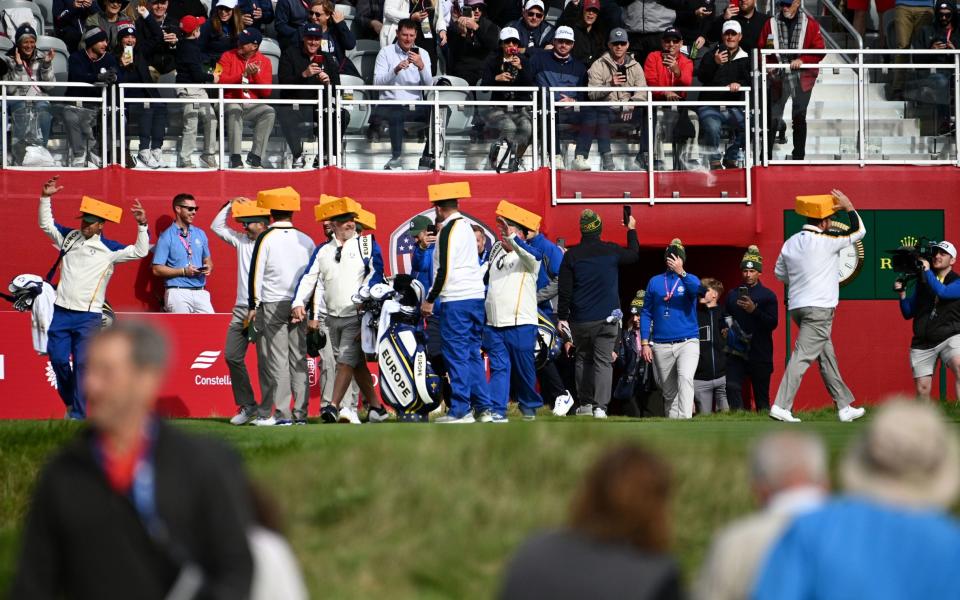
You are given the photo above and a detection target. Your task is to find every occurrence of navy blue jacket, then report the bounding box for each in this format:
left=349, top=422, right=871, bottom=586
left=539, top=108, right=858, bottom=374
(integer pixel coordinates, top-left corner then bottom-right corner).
left=207, top=0, right=274, bottom=29
left=507, top=18, right=555, bottom=49
left=175, top=37, right=214, bottom=84
left=275, top=0, right=310, bottom=48
left=528, top=50, right=588, bottom=100
left=557, top=230, right=640, bottom=322
left=724, top=280, right=778, bottom=365
left=198, top=20, right=237, bottom=65
left=640, top=271, right=702, bottom=343
left=54, top=0, right=100, bottom=51
left=695, top=304, right=726, bottom=380
left=68, top=50, right=124, bottom=97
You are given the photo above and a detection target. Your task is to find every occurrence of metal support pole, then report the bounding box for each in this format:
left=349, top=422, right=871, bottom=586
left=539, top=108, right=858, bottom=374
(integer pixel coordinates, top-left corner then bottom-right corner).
left=760, top=60, right=769, bottom=166
left=549, top=93, right=557, bottom=205
left=2, top=85, right=8, bottom=169
left=119, top=87, right=126, bottom=168
left=218, top=90, right=225, bottom=170
left=954, top=55, right=959, bottom=166
left=646, top=96, right=654, bottom=204
left=857, top=49, right=866, bottom=166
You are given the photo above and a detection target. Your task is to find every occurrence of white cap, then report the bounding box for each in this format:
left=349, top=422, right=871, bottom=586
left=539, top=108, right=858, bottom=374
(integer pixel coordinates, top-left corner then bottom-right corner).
left=722, top=19, right=742, bottom=34
left=524, top=0, right=545, bottom=11
left=217, top=0, right=238, bottom=8
left=934, top=241, right=957, bottom=258
left=554, top=25, right=575, bottom=42
left=499, top=26, right=521, bottom=42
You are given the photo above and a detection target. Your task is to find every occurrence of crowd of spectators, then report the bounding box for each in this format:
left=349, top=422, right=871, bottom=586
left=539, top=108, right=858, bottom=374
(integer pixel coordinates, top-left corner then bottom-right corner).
left=0, top=0, right=953, bottom=168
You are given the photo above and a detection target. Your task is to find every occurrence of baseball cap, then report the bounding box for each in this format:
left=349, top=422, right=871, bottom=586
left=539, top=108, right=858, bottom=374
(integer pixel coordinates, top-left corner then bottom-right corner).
left=608, top=28, right=628, bottom=44
left=933, top=241, right=957, bottom=258
left=499, top=26, right=521, bottom=42
left=179, top=15, right=206, bottom=34
left=722, top=19, right=742, bottom=34
left=238, top=27, right=262, bottom=46
left=408, top=215, right=433, bottom=236
left=217, top=0, right=238, bottom=8
left=524, top=0, right=544, bottom=11
left=662, top=25, right=682, bottom=40
left=464, top=0, right=485, bottom=7
left=583, top=0, right=601, bottom=11
left=302, top=22, right=323, bottom=37
left=554, top=25, right=575, bottom=42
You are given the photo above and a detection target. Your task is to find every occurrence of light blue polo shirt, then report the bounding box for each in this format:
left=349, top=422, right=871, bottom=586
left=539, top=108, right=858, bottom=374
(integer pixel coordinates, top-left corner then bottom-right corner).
left=152, top=223, right=210, bottom=288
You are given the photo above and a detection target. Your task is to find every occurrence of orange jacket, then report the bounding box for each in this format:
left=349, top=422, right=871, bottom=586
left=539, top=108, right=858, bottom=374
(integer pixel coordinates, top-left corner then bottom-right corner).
left=216, top=49, right=272, bottom=100
left=643, top=51, right=694, bottom=100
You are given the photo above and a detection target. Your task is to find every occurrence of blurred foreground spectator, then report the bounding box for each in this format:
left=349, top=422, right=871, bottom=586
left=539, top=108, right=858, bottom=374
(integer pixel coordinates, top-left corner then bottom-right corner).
left=10, top=321, right=255, bottom=599
left=753, top=400, right=960, bottom=599
left=499, top=444, right=682, bottom=600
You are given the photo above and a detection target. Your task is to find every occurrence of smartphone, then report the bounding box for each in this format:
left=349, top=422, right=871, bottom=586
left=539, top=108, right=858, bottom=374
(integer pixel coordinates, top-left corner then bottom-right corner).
left=617, top=64, right=627, bottom=75
left=311, top=54, right=325, bottom=69
left=729, top=0, right=739, bottom=8
left=426, top=224, right=438, bottom=235
left=123, top=45, right=133, bottom=61
left=738, top=285, right=749, bottom=298
left=409, top=47, right=420, bottom=54
left=622, top=205, right=632, bottom=226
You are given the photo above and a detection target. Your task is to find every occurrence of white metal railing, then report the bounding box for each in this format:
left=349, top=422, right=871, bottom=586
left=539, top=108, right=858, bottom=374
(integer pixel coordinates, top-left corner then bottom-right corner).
left=547, top=86, right=753, bottom=205
left=758, top=48, right=960, bottom=167
left=332, top=85, right=540, bottom=172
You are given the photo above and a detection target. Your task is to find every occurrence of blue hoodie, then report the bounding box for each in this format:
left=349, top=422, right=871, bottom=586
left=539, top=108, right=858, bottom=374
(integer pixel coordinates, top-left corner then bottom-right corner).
left=528, top=50, right=587, bottom=101
left=640, top=271, right=702, bottom=343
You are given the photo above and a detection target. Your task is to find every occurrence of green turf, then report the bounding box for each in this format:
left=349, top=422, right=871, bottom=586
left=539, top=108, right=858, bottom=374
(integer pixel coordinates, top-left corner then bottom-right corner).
left=2, top=406, right=958, bottom=598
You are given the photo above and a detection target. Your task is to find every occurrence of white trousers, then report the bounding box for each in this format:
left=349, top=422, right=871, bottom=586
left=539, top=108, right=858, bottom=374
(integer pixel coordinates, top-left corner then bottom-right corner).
left=164, top=288, right=214, bottom=314
left=652, top=339, right=700, bottom=419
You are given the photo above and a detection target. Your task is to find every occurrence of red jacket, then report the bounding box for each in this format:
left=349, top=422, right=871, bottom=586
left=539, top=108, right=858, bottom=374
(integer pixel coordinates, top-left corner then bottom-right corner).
left=643, top=51, right=694, bottom=100
left=757, top=15, right=825, bottom=93
left=217, top=49, right=272, bottom=100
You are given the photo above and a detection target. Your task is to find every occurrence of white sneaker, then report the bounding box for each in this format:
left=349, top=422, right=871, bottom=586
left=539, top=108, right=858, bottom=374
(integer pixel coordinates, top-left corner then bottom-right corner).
left=553, top=153, right=566, bottom=169
left=229, top=407, right=255, bottom=426
left=593, top=407, right=608, bottom=419
left=87, top=152, right=101, bottom=168
left=252, top=416, right=277, bottom=426
left=478, top=410, right=495, bottom=423
left=70, top=153, right=87, bottom=168
left=435, top=412, right=476, bottom=424
left=137, top=149, right=160, bottom=169
left=150, top=148, right=163, bottom=168
left=575, top=405, right=594, bottom=416
left=571, top=155, right=591, bottom=171
left=769, top=404, right=802, bottom=423
left=367, top=406, right=391, bottom=423
left=478, top=410, right=508, bottom=423
left=552, top=391, right=574, bottom=416
left=338, top=406, right=361, bottom=425
left=838, top=405, right=866, bottom=422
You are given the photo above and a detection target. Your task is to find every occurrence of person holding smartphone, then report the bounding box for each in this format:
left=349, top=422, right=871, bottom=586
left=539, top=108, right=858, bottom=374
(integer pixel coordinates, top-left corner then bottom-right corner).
left=152, top=193, right=215, bottom=313
left=117, top=18, right=169, bottom=169
left=695, top=20, right=751, bottom=170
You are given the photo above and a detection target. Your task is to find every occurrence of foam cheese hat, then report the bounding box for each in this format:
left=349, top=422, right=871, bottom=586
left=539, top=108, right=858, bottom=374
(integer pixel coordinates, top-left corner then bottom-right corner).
left=427, top=181, right=471, bottom=204
left=496, top=200, right=541, bottom=231
left=315, top=196, right=361, bottom=222
left=355, top=207, right=377, bottom=231
left=795, top=194, right=837, bottom=219
left=77, top=196, right=122, bottom=224
left=231, top=198, right=271, bottom=219
left=256, top=186, right=301, bottom=211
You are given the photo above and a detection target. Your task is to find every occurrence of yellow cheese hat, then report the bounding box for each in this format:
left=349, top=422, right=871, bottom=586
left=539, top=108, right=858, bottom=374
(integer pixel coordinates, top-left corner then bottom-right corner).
left=355, top=208, right=377, bottom=231
left=314, top=196, right=362, bottom=222
left=256, top=186, right=301, bottom=211
left=495, top=200, right=541, bottom=232
left=231, top=198, right=271, bottom=220
left=427, top=181, right=471, bottom=204
left=77, top=196, right=122, bottom=224
left=795, top=194, right=837, bottom=220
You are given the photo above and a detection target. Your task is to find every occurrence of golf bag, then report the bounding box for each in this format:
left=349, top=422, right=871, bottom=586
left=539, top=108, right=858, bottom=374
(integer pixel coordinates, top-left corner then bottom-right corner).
left=1, top=274, right=56, bottom=354
left=355, top=275, right=443, bottom=421
left=535, top=310, right=561, bottom=369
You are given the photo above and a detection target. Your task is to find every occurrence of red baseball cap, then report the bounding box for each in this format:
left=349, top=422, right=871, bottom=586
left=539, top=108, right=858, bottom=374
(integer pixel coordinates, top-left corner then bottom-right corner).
left=180, top=15, right=206, bottom=35
left=583, top=0, right=601, bottom=11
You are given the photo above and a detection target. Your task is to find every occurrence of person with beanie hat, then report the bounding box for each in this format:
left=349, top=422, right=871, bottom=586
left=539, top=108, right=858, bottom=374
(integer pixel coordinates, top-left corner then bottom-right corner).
left=558, top=208, right=640, bottom=419
left=1, top=23, right=56, bottom=164
left=694, top=277, right=727, bottom=414
left=86, top=0, right=134, bottom=51
left=639, top=238, right=702, bottom=419
left=53, top=0, right=100, bottom=51
left=724, top=244, right=779, bottom=412
left=613, top=290, right=665, bottom=417
left=118, top=5, right=169, bottom=169
left=66, top=27, right=125, bottom=167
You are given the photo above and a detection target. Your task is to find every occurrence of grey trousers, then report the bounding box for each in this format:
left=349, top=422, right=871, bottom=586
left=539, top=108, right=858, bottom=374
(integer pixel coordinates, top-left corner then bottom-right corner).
left=318, top=319, right=359, bottom=410
left=225, top=304, right=257, bottom=411
left=773, top=306, right=854, bottom=411
left=178, top=89, right=218, bottom=165
left=226, top=103, right=275, bottom=157
left=652, top=339, right=700, bottom=419
left=694, top=376, right=728, bottom=415
left=61, top=106, right=97, bottom=158
left=571, top=320, right=619, bottom=409
left=255, top=301, right=309, bottom=420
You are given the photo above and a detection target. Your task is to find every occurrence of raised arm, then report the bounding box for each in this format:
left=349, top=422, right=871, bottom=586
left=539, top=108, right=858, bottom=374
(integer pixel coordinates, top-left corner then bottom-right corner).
left=508, top=232, right=543, bottom=273
left=38, top=176, right=66, bottom=247
left=211, top=201, right=242, bottom=247
left=110, top=200, right=150, bottom=263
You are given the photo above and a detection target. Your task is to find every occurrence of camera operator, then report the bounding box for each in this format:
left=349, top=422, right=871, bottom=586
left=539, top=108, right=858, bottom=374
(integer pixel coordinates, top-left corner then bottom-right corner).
left=896, top=240, right=960, bottom=402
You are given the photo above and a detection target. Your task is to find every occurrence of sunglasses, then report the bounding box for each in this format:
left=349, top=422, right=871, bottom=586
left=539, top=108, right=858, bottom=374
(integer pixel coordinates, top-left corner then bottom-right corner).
left=177, top=205, right=199, bottom=212
left=526, top=10, right=543, bottom=17
left=611, top=41, right=628, bottom=46
left=310, top=10, right=325, bottom=16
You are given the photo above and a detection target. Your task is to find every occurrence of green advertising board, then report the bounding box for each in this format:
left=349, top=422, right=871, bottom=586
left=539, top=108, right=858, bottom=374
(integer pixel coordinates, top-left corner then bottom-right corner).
left=783, top=210, right=944, bottom=300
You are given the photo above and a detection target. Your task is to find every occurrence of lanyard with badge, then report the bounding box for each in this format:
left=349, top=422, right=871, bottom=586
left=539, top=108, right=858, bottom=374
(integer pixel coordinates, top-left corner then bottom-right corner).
left=178, top=228, right=195, bottom=268
left=662, top=274, right=680, bottom=318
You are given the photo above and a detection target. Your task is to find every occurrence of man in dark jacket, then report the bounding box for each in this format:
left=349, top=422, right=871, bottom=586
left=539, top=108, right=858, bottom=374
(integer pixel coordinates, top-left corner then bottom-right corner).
left=507, top=0, right=555, bottom=51
left=447, top=0, right=500, bottom=84
left=558, top=209, right=640, bottom=419
left=911, top=1, right=960, bottom=134
left=897, top=240, right=960, bottom=402
left=694, top=277, right=727, bottom=414
left=54, top=0, right=100, bottom=51
left=528, top=25, right=587, bottom=165
left=11, top=321, right=254, bottom=599
left=117, top=19, right=168, bottom=168
left=695, top=19, right=752, bottom=169
left=356, top=0, right=385, bottom=40
left=65, top=27, right=124, bottom=167
left=704, top=0, right=769, bottom=52
left=137, top=0, right=181, bottom=74
left=724, top=245, right=778, bottom=411
left=278, top=22, right=345, bottom=168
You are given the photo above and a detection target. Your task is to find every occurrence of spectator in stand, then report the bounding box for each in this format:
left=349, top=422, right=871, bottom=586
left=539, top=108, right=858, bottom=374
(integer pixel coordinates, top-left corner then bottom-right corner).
left=622, top=0, right=679, bottom=65
left=294, top=0, right=360, bottom=76
left=507, top=0, right=555, bottom=52
left=278, top=22, right=344, bottom=168
left=480, top=27, right=534, bottom=172
left=216, top=27, right=275, bottom=169
left=152, top=194, right=215, bottom=313
left=676, top=0, right=716, bottom=53
left=168, top=0, right=207, bottom=23
left=356, top=0, right=385, bottom=40
left=528, top=25, right=587, bottom=168
left=66, top=27, right=124, bottom=167
left=572, top=27, right=647, bottom=172
left=642, top=26, right=694, bottom=170
left=696, top=20, right=751, bottom=170
left=138, top=0, right=180, bottom=74
left=383, top=0, right=444, bottom=76
left=891, top=0, right=934, bottom=100
left=275, top=0, right=311, bottom=48
left=694, top=277, right=727, bottom=414
left=117, top=18, right=168, bottom=169
left=640, top=239, right=702, bottom=420
left=447, top=0, right=500, bottom=84
left=724, top=245, right=778, bottom=412
left=373, top=18, right=434, bottom=170
left=1, top=25, right=56, bottom=166
left=558, top=0, right=609, bottom=66
left=200, top=0, right=244, bottom=64
left=851, top=0, right=893, bottom=48
left=911, top=1, right=958, bottom=135
left=557, top=209, right=640, bottom=419
left=86, top=0, right=134, bottom=50
left=210, top=0, right=274, bottom=32
left=705, top=0, right=768, bottom=52
left=759, top=0, right=824, bottom=161
left=54, top=0, right=100, bottom=51
left=695, top=432, right=828, bottom=600
left=176, top=15, right=219, bottom=169
left=500, top=444, right=683, bottom=599
left=754, top=400, right=960, bottom=600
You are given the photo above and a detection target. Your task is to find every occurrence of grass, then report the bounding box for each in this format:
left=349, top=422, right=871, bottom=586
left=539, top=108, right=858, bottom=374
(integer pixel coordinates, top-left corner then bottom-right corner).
left=1, top=406, right=959, bottom=598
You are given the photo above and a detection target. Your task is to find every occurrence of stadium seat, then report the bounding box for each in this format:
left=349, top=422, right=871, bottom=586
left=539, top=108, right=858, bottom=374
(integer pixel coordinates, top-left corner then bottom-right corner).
left=34, top=0, right=53, bottom=34
left=349, top=49, right=379, bottom=83
left=337, top=74, right=370, bottom=136
left=36, top=35, right=68, bottom=95
left=0, top=0, right=45, bottom=33
left=259, top=37, right=282, bottom=85
left=347, top=38, right=380, bottom=57
left=335, top=3, right=355, bottom=19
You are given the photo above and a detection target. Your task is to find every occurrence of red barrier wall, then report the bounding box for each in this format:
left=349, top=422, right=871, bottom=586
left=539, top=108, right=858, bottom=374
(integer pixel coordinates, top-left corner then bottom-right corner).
left=1, top=165, right=957, bottom=416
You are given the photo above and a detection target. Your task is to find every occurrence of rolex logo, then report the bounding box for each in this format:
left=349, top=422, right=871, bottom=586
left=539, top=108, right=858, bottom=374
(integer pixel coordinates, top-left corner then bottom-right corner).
left=900, top=235, right=918, bottom=247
